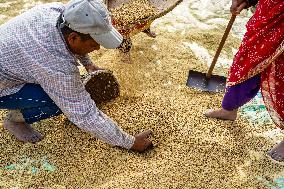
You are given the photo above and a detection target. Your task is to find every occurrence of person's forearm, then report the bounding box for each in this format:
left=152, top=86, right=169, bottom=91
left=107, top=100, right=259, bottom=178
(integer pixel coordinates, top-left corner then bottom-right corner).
left=29, top=55, right=134, bottom=149
left=36, top=70, right=134, bottom=149
left=76, top=54, right=92, bottom=66
left=72, top=109, right=135, bottom=149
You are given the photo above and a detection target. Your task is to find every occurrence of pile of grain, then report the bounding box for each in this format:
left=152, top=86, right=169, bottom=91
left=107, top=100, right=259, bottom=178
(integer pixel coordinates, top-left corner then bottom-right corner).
left=110, top=0, right=158, bottom=27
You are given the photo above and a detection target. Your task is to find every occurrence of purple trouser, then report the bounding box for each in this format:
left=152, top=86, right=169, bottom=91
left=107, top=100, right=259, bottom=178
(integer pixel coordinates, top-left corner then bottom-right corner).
left=222, top=74, right=261, bottom=111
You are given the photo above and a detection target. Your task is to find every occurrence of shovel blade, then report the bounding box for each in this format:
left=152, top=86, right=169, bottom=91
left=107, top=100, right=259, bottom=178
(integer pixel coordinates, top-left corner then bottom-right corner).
left=186, top=70, right=227, bottom=93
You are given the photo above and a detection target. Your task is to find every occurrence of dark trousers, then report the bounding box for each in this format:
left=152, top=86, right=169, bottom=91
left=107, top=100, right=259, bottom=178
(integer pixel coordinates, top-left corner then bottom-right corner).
left=0, top=84, right=62, bottom=124
left=222, top=74, right=261, bottom=111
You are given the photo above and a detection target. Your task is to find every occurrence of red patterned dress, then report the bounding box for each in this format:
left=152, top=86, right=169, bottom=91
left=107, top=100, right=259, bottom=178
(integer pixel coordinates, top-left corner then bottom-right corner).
left=226, top=0, right=284, bottom=127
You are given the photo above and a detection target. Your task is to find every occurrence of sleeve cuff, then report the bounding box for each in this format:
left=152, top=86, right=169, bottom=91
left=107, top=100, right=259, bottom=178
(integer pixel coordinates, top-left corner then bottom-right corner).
left=119, top=133, right=135, bottom=149
left=76, top=55, right=93, bottom=66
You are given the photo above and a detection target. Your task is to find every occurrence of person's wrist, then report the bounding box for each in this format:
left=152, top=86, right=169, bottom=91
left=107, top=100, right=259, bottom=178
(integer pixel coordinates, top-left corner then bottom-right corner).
left=124, top=135, right=135, bottom=150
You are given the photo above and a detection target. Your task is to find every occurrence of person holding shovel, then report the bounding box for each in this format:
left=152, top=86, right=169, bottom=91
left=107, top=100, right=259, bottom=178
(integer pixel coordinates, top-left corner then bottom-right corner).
left=0, top=0, right=152, bottom=152
left=205, top=0, right=284, bottom=161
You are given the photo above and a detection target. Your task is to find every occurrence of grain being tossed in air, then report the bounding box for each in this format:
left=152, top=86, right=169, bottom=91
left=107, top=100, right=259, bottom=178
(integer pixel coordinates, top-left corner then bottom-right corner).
left=110, top=0, right=158, bottom=27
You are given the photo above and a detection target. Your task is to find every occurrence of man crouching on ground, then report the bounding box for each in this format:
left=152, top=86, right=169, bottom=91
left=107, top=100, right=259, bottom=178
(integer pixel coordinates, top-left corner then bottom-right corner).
left=0, top=0, right=152, bottom=152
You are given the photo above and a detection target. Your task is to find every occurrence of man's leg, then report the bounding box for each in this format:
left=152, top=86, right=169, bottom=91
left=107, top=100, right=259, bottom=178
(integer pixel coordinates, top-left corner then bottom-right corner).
left=0, top=84, right=62, bottom=143
left=205, top=74, right=261, bottom=120
left=3, top=110, right=44, bottom=143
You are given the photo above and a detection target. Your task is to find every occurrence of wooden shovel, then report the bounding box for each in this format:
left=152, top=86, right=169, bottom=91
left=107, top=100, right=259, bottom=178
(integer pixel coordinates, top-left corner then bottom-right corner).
left=187, top=14, right=237, bottom=92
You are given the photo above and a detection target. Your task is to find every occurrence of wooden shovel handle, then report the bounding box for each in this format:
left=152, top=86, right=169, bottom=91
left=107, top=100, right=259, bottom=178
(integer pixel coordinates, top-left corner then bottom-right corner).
left=206, top=14, right=236, bottom=78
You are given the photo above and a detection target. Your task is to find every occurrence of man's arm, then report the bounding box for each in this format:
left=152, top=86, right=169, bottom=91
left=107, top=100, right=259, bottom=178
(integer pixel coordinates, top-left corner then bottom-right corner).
left=29, top=64, right=136, bottom=149
left=76, top=54, right=103, bottom=72
left=76, top=54, right=93, bottom=66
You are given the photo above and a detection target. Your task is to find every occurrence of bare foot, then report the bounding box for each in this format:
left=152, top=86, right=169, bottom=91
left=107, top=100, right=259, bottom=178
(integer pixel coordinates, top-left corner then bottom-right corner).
left=204, top=108, right=237, bottom=121
left=3, top=119, right=43, bottom=143
left=143, top=28, right=157, bottom=38
left=268, top=140, right=284, bottom=162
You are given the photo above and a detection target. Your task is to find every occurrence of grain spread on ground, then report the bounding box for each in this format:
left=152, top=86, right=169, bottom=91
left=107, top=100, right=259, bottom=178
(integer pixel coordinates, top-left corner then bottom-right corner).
left=1, top=0, right=284, bottom=188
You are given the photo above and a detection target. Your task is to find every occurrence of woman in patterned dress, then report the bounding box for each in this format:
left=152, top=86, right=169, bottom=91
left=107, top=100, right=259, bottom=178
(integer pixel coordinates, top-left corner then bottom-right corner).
left=205, top=0, right=284, bottom=161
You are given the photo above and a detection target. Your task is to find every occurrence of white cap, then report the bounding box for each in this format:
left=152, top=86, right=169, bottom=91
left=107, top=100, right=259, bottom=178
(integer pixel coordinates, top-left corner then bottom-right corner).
left=63, top=0, right=123, bottom=49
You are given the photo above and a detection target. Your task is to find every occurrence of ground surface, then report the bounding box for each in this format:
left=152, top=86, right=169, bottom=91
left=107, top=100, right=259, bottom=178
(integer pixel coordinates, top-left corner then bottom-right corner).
left=1, top=0, right=284, bottom=189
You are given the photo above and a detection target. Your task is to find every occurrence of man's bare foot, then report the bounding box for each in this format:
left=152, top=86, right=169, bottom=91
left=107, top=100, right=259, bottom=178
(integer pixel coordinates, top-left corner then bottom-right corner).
left=143, top=28, right=157, bottom=38
left=3, top=119, right=43, bottom=143
left=268, top=140, right=284, bottom=162
left=204, top=108, right=237, bottom=121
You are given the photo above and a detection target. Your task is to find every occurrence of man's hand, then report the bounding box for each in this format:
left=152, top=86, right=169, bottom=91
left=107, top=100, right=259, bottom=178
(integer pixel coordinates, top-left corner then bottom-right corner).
left=85, top=64, right=104, bottom=73
left=130, top=130, right=153, bottom=152
left=231, top=0, right=248, bottom=15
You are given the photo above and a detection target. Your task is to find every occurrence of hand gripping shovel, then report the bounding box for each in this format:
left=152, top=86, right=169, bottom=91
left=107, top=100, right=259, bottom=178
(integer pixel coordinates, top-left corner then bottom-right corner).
left=187, top=14, right=236, bottom=92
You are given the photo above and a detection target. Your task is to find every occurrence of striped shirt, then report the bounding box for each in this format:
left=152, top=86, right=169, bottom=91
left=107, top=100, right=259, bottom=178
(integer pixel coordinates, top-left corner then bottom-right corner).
left=0, top=2, right=134, bottom=149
